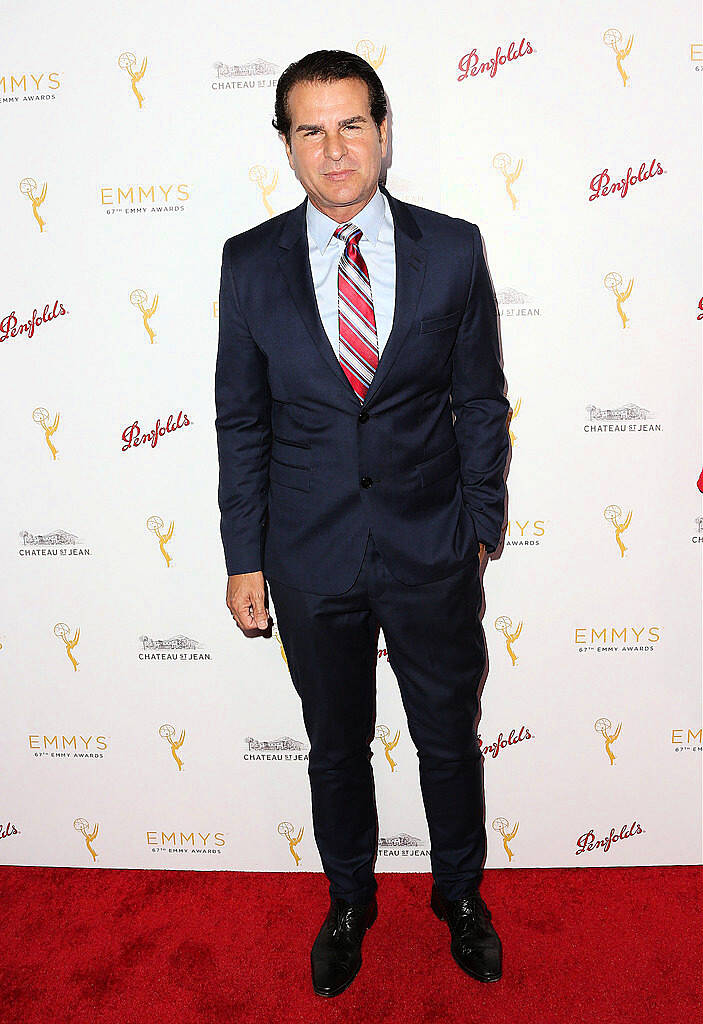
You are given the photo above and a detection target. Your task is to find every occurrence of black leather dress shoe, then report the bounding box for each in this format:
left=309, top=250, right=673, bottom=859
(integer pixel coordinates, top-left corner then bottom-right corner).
left=310, top=895, right=378, bottom=997
left=430, top=883, right=502, bottom=982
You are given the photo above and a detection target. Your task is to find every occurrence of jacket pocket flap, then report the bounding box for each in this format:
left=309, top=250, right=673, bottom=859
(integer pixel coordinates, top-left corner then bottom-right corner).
left=269, top=457, right=311, bottom=492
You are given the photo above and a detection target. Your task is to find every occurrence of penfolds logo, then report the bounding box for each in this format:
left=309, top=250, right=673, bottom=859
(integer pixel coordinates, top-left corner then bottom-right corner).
left=1, top=299, right=68, bottom=344
left=122, top=410, right=191, bottom=452
left=457, top=37, right=533, bottom=81
left=478, top=724, right=533, bottom=759
left=589, top=158, right=664, bottom=201
left=0, top=821, right=20, bottom=840
left=576, top=821, right=644, bottom=855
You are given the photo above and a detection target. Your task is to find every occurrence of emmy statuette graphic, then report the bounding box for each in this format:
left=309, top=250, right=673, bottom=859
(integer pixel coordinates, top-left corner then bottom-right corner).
left=493, top=152, right=523, bottom=210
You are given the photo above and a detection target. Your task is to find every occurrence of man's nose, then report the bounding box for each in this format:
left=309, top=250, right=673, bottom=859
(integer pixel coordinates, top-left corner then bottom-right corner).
left=323, top=132, right=347, bottom=162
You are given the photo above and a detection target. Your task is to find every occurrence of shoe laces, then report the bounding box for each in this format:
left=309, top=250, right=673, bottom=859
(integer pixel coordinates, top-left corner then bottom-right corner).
left=450, top=893, right=491, bottom=935
left=330, top=900, right=361, bottom=938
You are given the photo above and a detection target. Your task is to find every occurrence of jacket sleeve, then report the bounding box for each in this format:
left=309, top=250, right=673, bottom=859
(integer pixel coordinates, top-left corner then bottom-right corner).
left=451, top=223, right=510, bottom=554
left=214, top=238, right=272, bottom=575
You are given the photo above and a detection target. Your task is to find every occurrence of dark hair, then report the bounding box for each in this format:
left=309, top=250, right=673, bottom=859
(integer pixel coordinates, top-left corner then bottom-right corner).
left=272, top=49, right=387, bottom=148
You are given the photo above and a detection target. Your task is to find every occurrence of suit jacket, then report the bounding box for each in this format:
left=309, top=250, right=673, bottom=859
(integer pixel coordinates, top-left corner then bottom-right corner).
left=215, top=182, right=510, bottom=596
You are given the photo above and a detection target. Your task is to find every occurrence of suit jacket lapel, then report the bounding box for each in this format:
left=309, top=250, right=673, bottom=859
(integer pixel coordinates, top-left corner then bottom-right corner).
left=277, top=181, right=427, bottom=409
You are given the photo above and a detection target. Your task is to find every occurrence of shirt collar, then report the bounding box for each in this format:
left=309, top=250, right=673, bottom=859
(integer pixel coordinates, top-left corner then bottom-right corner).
left=306, top=184, right=385, bottom=254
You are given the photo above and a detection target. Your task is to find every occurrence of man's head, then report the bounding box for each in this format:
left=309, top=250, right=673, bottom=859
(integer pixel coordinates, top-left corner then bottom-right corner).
left=272, top=49, right=388, bottom=222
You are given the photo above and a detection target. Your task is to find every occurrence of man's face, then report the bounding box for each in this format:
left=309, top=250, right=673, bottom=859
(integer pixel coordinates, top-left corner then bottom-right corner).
left=281, top=76, right=387, bottom=222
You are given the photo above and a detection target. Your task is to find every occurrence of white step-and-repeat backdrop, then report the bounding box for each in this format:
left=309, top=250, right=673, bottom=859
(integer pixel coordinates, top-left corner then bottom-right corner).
left=2, top=1, right=701, bottom=873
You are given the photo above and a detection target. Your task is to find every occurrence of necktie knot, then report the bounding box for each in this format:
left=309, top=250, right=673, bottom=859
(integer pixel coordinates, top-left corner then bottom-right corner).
left=334, top=222, right=363, bottom=247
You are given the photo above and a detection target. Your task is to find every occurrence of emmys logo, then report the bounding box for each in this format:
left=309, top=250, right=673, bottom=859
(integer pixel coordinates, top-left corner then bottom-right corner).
left=244, top=736, right=308, bottom=762
left=146, top=830, right=226, bottom=854
left=671, top=728, right=702, bottom=752
left=356, top=40, right=386, bottom=69
left=0, top=822, right=20, bottom=840
left=576, top=821, right=644, bottom=855
left=493, top=153, right=522, bottom=210
left=595, top=717, right=622, bottom=765
left=492, top=817, right=519, bottom=862
left=118, top=51, right=147, bottom=108
left=147, top=515, right=174, bottom=567
left=211, top=57, right=279, bottom=91
left=375, top=725, right=400, bottom=772
left=159, top=724, right=185, bottom=771
left=478, top=725, right=533, bottom=760
left=130, top=288, right=158, bottom=343
left=496, top=286, right=540, bottom=318
left=249, top=165, right=278, bottom=217
left=19, top=177, right=47, bottom=232
left=378, top=834, right=428, bottom=857
left=54, top=621, right=80, bottom=671
left=505, top=520, right=545, bottom=547
left=100, top=185, right=190, bottom=213
left=139, top=634, right=210, bottom=662
left=457, top=37, right=533, bottom=81
left=603, top=271, right=634, bottom=329
left=122, top=411, right=191, bottom=452
left=508, top=397, right=521, bottom=444
left=494, top=615, right=522, bottom=666
left=74, top=818, right=99, bottom=861
left=29, top=734, right=108, bottom=757
left=603, top=28, right=633, bottom=87
left=589, top=159, right=664, bottom=202
left=33, top=406, right=60, bottom=459
left=574, top=626, right=660, bottom=653
left=1, top=72, right=61, bottom=98
left=584, top=403, right=661, bottom=433
left=1, top=300, right=68, bottom=344
left=278, top=821, right=304, bottom=865
left=19, top=529, right=90, bottom=558
left=603, top=504, right=632, bottom=557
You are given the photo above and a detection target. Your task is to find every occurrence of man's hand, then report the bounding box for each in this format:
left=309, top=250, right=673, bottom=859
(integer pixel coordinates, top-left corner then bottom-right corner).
left=226, top=571, right=270, bottom=634
left=479, top=542, right=486, bottom=564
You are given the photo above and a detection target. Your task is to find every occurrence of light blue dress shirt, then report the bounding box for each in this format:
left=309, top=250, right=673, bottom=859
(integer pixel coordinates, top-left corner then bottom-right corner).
left=305, top=185, right=396, bottom=360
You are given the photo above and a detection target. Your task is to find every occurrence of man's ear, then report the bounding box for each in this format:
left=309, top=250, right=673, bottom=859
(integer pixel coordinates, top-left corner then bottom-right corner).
left=379, top=117, right=388, bottom=157
left=280, top=133, right=294, bottom=169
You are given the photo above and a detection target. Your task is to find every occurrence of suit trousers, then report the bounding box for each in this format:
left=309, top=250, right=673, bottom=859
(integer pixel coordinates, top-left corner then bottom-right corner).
left=267, top=527, right=488, bottom=905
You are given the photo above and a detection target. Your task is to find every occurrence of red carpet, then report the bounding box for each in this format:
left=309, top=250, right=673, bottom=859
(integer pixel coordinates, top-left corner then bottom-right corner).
left=1, top=866, right=700, bottom=1023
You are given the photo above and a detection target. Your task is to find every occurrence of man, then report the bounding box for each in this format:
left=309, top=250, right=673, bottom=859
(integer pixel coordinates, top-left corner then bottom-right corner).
left=215, top=49, right=510, bottom=997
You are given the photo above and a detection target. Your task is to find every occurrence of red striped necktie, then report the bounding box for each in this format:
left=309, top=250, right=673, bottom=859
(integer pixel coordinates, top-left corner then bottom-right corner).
left=333, top=221, right=378, bottom=402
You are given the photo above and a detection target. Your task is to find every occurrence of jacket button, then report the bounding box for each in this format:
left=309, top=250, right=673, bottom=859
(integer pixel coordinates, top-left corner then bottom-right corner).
left=358, top=410, right=369, bottom=423
left=361, top=476, right=373, bottom=488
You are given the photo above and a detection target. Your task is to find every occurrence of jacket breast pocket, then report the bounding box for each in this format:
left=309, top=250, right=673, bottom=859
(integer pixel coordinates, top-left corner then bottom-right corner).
left=419, top=309, right=463, bottom=335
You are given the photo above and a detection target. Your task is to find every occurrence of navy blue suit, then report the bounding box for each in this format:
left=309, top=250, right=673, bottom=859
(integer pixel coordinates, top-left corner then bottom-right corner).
left=216, top=182, right=510, bottom=902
